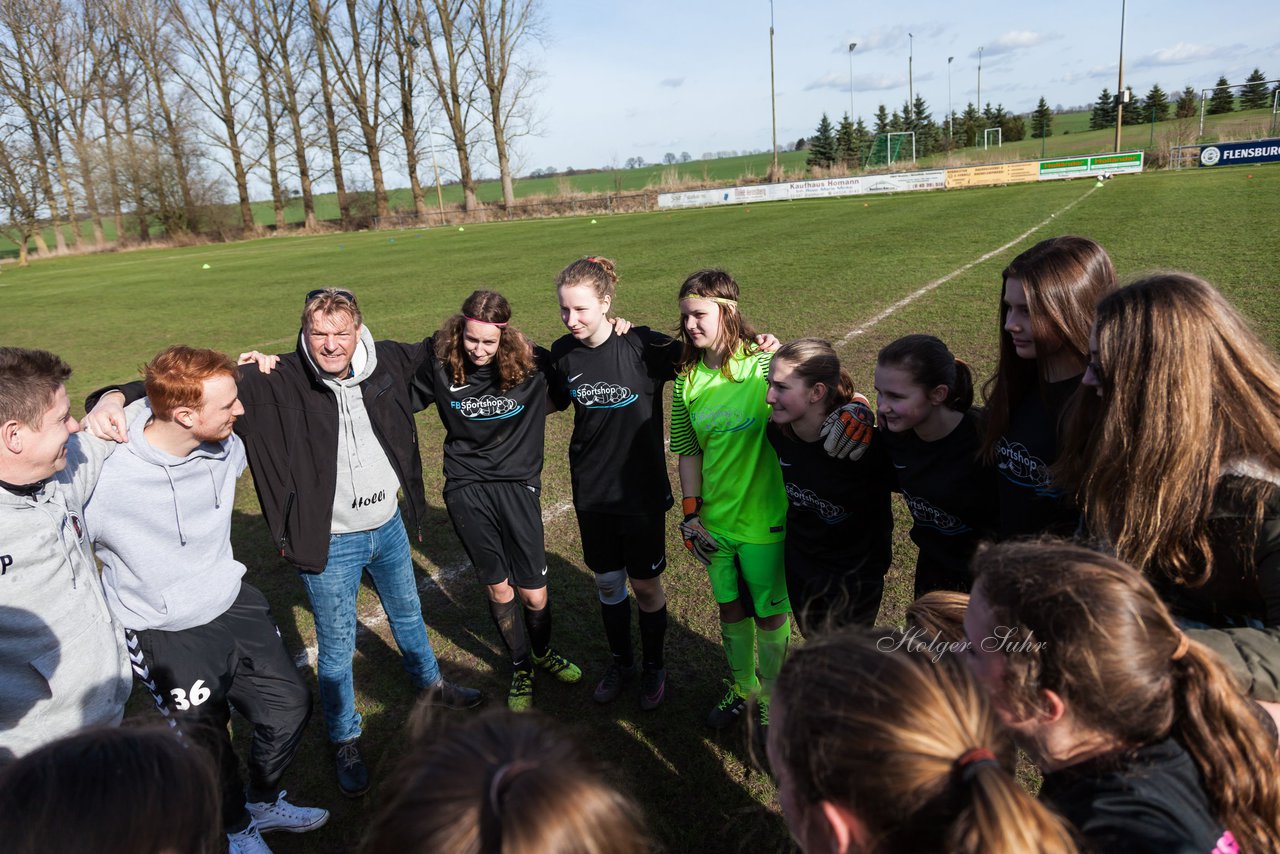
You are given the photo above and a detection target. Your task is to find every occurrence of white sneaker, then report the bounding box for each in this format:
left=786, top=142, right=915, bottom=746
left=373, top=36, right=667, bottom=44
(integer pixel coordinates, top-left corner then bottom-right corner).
left=228, top=819, right=273, bottom=854
left=245, top=790, right=330, bottom=834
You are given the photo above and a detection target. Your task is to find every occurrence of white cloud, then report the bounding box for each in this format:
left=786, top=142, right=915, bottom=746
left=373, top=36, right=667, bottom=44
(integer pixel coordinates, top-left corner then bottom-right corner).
left=832, top=23, right=947, bottom=55
left=1057, top=65, right=1117, bottom=84
left=974, top=30, right=1054, bottom=58
left=1134, top=43, right=1241, bottom=67
left=805, top=72, right=907, bottom=92
left=659, top=77, right=685, bottom=88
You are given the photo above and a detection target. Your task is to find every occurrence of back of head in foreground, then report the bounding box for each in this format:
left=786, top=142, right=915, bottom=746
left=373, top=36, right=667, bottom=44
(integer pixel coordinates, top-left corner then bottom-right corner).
left=362, top=708, right=652, bottom=854
left=971, top=539, right=1280, bottom=852
left=770, top=627, right=1077, bottom=854
left=0, top=724, right=220, bottom=854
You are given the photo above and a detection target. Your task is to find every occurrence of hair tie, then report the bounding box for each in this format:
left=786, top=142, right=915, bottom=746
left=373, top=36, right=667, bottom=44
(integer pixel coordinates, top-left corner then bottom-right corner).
left=464, top=315, right=508, bottom=328
left=955, top=748, right=998, bottom=784
left=679, top=294, right=738, bottom=308
left=1171, top=632, right=1190, bottom=661
left=585, top=256, right=601, bottom=264
left=488, top=760, right=536, bottom=816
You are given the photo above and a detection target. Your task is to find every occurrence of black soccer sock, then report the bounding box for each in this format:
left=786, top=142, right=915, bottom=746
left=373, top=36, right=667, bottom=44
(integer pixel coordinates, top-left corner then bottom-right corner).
left=638, top=603, right=667, bottom=671
left=601, top=596, right=634, bottom=668
left=489, top=597, right=531, bottom=670
left=524, top=602, right=552, bottom=659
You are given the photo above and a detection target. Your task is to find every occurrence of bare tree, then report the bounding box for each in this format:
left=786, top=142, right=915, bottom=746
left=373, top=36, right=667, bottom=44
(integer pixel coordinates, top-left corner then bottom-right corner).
left=307, top=0, right=351, bottom=228
left=467, top=0, right=540, bottom=210
left=414, top=0, right=481, bottom=212
left=316, top=0, right=392, bottom=220
left=234, top=0, right=287, bottom=230
left=256, top=0, right=318, bottom=229
left=387, top=0, right=429, bottom=220
left=170, top=0, right=258, bottom=231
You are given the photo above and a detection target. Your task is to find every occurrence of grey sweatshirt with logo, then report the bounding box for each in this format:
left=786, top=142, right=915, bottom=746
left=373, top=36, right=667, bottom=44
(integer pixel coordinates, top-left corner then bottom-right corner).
left=0, top=421, right=136, bottom=763
left=83, top=401, right=246, bottom=633
left=300, top=325, right=401, bottom=534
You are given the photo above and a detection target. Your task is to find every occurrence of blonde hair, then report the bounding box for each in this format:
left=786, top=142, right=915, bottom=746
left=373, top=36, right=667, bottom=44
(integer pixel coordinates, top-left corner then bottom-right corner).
left=555, top=256, right=618, bottom=301
left=905, top=590, right=970, bottom=644
left=774, top=628, right=1078, bottom=854
left=980, top=236, right=1115, bottom=461
left=1057, top=272, right=1280, bottom=586
left=300, top=287, right=362, bottom=330
left=363, top=709, right=652, bottom=854
left=973, top=539, right=1280, bottom=853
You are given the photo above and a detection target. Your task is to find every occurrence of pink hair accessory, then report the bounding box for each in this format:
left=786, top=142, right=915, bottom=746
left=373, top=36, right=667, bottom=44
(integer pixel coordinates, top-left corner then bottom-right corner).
left=464, top=315, right=508, bottom=328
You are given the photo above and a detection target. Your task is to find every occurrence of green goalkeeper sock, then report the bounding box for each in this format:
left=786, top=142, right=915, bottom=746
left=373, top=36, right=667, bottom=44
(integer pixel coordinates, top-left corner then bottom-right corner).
left=720, top=617, right=759, bottom=696
left=756, top=618, right=791, bottom=701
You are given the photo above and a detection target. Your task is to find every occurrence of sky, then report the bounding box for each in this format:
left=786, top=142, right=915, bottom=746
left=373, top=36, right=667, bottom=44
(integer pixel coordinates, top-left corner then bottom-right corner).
left=502, top=0, right=1279, bottom=175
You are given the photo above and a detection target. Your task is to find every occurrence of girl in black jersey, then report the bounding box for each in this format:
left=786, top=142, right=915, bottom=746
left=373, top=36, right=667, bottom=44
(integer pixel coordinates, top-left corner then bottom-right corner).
left=979, top=236, right=1114, bottom=539
left=874, top=334, right=996, bottom=597
left=764, top=338, right=892, bottom=635
left=966, top=541, right=1280, bottom=854
left=548, top=257, right=676, bottom=711
left=412, top=290, right=582, bottom=712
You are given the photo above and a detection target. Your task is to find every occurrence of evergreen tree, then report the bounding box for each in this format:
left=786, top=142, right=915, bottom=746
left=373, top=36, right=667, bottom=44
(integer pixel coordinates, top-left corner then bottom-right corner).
left=1123, top=89, right=1146, bottom=126
left=900, top=99, right=915, bottom=132
left=889, top=110, right=904, bottom=133
left=835, top=113, right=857, bottom=165
left=806, top=113, right=838, bottom=168
left=996, top=106, right=1023, bottom=142
left=960, top=102, right=981, bottom=147
left=1175, top=86, right=1198, bottom=119
left=1031, top=96, right=1053, bottom=138
left=873, top=104, right=890, bottom=135
left=1207, top=75, right=1234, bottom=114
left=1240, top=68, right=1269, bottom=110
left=1090, top=88, right=1116, bottom=129
left=911, top=94, right=940, bottom=155
left=1141, top=84, right=1170, bottom=123
left=851, top=117, right=872, bottom=165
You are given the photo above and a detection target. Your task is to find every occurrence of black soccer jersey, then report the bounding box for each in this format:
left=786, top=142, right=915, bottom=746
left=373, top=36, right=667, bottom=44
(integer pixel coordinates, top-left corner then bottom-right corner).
left=412, top=340, right=550, bottom=491
left=547, top=326, right=677, bottom=515
left=995, top=374, right=1081, bottom=539
left=765, top=421, right=894, bottom=577
left=881, top=409, right=998, bottom=593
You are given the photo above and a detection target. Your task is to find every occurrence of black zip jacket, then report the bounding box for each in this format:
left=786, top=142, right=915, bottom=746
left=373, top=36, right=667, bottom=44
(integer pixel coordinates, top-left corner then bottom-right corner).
left=86, top=333, right=432, bottom=573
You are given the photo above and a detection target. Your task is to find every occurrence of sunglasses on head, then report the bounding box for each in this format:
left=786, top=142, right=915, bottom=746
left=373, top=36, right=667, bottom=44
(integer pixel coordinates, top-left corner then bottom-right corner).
left=304, top=288, right=357, bottom=305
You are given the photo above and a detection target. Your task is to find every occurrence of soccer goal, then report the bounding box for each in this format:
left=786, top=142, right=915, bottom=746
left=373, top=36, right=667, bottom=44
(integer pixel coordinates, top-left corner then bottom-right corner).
left=865, top=131, right=916, bottom=167
left=983, top=127, right=1002, bottom=149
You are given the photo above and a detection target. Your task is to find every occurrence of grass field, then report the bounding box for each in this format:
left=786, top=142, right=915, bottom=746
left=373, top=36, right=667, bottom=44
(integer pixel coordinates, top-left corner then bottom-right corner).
left=4, top=165, right=1279, bottom=852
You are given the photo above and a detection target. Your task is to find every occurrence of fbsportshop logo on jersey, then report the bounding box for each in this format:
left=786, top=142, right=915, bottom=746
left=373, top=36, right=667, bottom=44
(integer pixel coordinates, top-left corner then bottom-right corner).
left=690, top=408, right=756, bottom=433
left=571, top=382, right=638, bottom=408
left=995, top=439, right=1060, bottom=496
left=784, top=483, right=848, bottom=524
left=902, top=491, right=971, bottom=534
left=451, top=395, right=525, bottom=420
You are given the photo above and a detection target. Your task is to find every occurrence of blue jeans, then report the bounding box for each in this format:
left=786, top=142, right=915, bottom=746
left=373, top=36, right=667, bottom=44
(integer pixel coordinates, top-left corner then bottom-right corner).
left=299, top=513, right=442, bottom=743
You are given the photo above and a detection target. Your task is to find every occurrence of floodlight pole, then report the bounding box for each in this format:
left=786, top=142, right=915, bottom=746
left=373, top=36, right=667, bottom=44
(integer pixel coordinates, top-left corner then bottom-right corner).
left=977, top=46, right=984, bottom=112
left=769, top=0, right=778, bottom=178
left=1114, top=0, right=1126, bottom=152
left=908, top=33, right=914, bottom=120
left=848, top=42, right=857, bottom=120
left=948, top=56, right=954, bottom=142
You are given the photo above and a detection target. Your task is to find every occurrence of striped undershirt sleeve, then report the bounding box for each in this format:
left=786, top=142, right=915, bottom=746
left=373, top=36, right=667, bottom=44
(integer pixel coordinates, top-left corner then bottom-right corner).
left=669, top=373, right=702, bottom=456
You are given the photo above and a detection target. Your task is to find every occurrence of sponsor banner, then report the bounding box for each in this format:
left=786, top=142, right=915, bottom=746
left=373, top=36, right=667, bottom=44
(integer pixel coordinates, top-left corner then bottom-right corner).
left=1198, top=138, right=1280, bottom=167
left=946, top=162, right=1040, bottom=188
left=1039, top=151, right=1143, bottom=180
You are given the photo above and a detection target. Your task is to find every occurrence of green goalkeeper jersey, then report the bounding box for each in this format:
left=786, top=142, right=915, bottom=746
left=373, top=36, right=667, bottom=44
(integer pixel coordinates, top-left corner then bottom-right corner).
left=670, top=348, right=786, bottom=544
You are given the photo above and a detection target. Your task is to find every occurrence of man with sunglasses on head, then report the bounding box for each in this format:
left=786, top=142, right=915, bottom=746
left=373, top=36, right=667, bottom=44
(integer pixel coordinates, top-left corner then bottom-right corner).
left=84, top=289, right=481, bottom=797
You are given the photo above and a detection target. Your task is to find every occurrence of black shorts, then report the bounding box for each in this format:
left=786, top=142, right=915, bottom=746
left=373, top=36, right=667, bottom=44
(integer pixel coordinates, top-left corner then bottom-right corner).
left=575, top=510, right=667, bottom=580
left=445, top=481, right=547, bottom=589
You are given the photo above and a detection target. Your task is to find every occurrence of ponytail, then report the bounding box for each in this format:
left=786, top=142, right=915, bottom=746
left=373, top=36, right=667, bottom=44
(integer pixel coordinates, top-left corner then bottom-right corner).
left=878, top=335, right=973, bottom=413
left=945, top=761, right=1078, bottom=854
left=774, top=338, right=856, bottom=414
left=1173, top=641, right=1280, bottom=852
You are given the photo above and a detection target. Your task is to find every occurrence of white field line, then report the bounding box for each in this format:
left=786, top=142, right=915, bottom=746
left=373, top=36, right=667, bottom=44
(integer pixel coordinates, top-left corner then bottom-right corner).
left=835, top=184, right=1099, bottom=346
left=292, top=499, right=575, bottom=669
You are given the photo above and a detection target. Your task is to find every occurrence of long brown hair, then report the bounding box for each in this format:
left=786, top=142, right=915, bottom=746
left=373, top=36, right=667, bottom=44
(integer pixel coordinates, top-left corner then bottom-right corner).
left=0, top=725, right=220, bottom=854
left=676, top=269, right=760, bottom=380
left=980, top=236, right=1114, bottom=461
left=1056, top=272, right=1280, bottom=586
left=362, top=709, right=652, bottom=854
left=973, top=540, right=1280, bottom=852
left=774, top=628, right=1077, bottom=854
left=435, top=290, right=537, bottom=391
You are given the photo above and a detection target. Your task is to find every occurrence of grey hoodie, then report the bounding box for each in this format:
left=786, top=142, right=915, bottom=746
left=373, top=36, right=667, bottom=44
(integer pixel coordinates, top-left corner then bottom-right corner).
left=0, top=425, right=133, bottom=763
left=301, top=325, right=401, bottom=534
left=84, top=401, right=246, bottom=632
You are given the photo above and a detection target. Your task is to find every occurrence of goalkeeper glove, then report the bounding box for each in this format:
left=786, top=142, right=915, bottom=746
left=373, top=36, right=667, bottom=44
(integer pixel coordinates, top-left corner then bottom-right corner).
left=679, top=496, right=718, bottom=567
left=821, top=393, right=875, bottom=461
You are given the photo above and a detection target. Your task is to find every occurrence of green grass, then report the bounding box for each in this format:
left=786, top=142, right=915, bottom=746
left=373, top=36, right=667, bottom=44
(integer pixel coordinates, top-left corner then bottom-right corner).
left=4, top=166, right=1279, bottom=852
